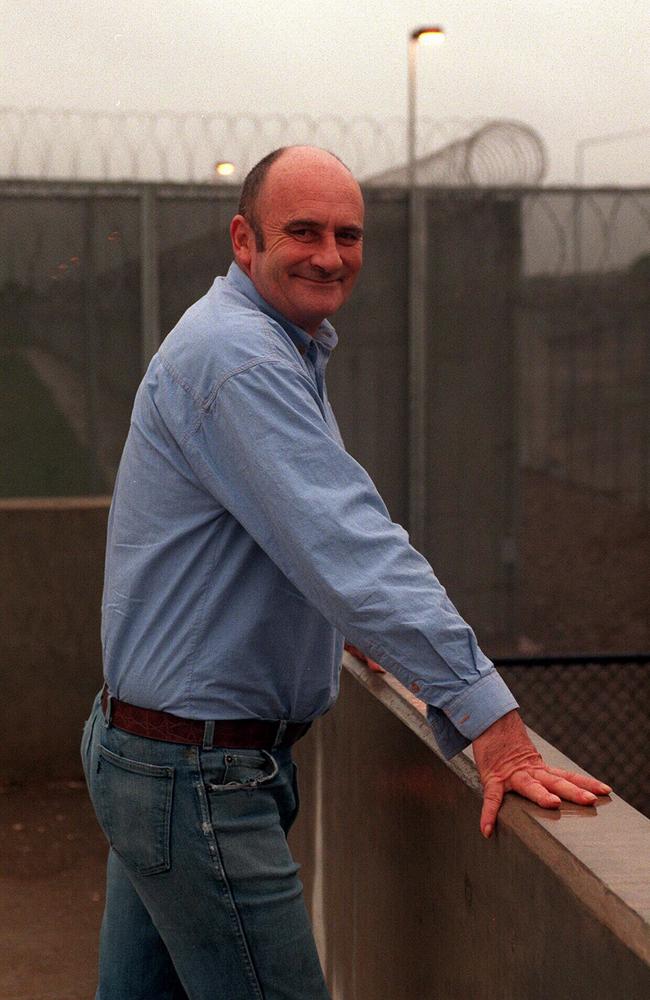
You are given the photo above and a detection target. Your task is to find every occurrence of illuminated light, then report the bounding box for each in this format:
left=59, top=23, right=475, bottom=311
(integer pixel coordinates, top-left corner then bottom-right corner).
left=412, top=25, right=445, bottom=46
left=70, top=256, right=80, bottom=265
left=215, top=161, right=236, bottom=177
left=107, top=230, right=121, bottom=242
left=57, top=262, right=68, bottom=271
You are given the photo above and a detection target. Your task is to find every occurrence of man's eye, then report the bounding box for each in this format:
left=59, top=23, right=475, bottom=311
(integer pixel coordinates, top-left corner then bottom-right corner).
left=290, top=228, right=313, bottom=241
left=338, top=232, right=362, bottom=245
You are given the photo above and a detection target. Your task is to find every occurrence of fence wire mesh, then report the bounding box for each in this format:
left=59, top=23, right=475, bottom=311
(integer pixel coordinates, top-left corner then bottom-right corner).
left=496, top=658, right=650, bottom=818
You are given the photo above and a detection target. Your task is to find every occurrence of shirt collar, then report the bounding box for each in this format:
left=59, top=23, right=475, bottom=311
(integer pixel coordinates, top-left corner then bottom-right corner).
left=226, top=262, right=338, bottom=356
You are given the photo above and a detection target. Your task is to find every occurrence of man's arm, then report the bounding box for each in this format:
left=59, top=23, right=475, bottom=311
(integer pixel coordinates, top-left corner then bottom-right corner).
left=185, top=355, right=611, bottom=830
left=473, top=710, right=612, bottom=837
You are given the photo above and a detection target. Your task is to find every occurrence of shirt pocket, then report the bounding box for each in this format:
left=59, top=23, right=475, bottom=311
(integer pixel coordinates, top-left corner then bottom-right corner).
left=96, top=744, right=174, bottom=875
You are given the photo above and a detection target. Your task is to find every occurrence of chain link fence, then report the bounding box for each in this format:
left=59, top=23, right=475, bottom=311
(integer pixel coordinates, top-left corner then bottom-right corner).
left=496, top=656, right=650, bottom=818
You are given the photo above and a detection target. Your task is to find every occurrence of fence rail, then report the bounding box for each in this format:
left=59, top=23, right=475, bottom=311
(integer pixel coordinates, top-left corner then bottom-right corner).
left=494, top=653, right=650, bottom=666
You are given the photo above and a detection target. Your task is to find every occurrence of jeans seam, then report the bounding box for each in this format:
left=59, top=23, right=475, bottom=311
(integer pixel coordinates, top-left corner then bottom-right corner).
left=192, top=758, right=265, bottom=1000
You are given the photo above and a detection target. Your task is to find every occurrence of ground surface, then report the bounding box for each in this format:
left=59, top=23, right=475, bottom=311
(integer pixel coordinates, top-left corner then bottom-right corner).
left=0, top=780, right=106, bottom=1000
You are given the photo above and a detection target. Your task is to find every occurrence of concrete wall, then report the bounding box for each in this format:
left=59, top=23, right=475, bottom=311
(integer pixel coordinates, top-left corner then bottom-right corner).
left=291, top=657, right=650, bottom=1000
left=0, top=498, right=107, bottom=782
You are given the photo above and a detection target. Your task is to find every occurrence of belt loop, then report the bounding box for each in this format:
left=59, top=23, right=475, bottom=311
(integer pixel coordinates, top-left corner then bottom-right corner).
left=202, top=720, right=215, bottom=751
left=272, top=720, right=288, bottom=750
left=103, top=692, right=114, bottom=728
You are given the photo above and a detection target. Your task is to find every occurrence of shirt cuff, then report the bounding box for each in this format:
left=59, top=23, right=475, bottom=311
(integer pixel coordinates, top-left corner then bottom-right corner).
left=426, top=670, right=519, bottom=759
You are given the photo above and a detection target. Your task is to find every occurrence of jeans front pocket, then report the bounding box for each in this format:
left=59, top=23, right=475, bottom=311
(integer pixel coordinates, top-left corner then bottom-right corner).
left=96, top=744, right=174, bottom=875
left=206, top=749, right=279, bottom=793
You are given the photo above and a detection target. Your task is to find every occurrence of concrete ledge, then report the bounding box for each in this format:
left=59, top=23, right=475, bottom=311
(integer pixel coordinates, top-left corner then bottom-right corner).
left=346, top=653, right=650, bottom=966
left=291, top=655, right=650, bottom=999
left=0, top=496, right=111, bottom=511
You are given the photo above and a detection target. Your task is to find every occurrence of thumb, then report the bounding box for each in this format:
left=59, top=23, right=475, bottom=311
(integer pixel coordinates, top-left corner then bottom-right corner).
left=480, top=777, right=504, bottom=838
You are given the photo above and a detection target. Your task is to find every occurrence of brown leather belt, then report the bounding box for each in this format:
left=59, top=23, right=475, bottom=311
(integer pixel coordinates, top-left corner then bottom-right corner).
left=101, top=686, right=311, bottom=749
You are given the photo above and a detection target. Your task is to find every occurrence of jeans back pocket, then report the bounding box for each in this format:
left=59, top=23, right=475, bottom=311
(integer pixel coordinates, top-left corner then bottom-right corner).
left=96, top=744, right=174, bottom=875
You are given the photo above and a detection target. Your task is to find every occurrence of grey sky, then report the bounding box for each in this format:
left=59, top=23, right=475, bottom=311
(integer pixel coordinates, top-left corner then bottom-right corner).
left=2, top=0, right=648, bottom=184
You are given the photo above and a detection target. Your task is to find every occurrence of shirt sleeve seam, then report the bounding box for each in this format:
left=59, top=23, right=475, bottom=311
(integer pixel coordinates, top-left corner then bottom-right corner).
left=206, top=356, right=311, bottom=412
left=442, top=671, right=500, bottom=712
left=158, top=349, right=206, bottom=409
left=178, top=358, right=323, bottom=448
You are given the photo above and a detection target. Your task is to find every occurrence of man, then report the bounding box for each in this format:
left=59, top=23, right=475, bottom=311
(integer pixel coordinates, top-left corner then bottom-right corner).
left=82, top=146, right=609, bottom=999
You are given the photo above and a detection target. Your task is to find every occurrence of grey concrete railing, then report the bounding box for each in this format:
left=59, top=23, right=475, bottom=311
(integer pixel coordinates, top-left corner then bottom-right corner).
left=2, top=499, right=649, bottom=998
left=291, top=655, right=650, bottom=1000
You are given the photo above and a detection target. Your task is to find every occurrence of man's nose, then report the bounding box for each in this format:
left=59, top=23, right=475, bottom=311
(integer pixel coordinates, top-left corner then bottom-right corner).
left=310, top=235, right=342, bottom=272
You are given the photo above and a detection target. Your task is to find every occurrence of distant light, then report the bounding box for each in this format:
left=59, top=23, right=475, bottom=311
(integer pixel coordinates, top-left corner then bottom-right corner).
left=107, top=230, right=121, bottom=242
left=411, top=26, right=445, bottom=46
left=70, top=256, right=80, bottom=265
left=215, top=161, right=236, bottom=178
left=57, top=262, right=68, bottom=271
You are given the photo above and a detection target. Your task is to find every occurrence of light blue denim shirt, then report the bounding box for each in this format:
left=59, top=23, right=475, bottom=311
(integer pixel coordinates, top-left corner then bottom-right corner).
left=102, top=262, right=517, bottom=758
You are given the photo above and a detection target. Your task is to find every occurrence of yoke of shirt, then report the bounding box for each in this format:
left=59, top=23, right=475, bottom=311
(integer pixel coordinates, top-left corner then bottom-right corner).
left=157, top=262, right=341, bottom=442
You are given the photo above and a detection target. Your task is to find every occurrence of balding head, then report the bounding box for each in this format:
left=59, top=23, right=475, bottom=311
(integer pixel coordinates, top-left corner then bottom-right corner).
left=238, top=146, right=361, bottom=250
left=230, top=145, right=364, bottom=335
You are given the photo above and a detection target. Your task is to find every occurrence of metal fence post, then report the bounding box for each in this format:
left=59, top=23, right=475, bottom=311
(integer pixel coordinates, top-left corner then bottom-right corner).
left=140, top=185, right=160, bottom=372
left=407, top=187, right=429, bottom=550
left=82, top=196, right=100, bottom=493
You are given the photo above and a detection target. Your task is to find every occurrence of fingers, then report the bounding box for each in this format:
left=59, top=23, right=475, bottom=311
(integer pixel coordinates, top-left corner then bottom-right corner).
left=509, top=769, right=562, bottom=809
left=546, top=767, right=612, bottom=796
left=533, top=772, right=599, bottom=806
left=480, top=778, right=505, bottom=839
left=476, top=746, right=612, bottom=842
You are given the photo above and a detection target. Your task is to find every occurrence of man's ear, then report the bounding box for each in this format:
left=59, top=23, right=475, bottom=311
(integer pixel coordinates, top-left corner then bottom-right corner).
left=230, top=215, right=254, bottom=273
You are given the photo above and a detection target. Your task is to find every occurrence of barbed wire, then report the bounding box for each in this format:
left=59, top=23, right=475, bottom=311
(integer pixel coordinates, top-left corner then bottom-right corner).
left=366, top=120, right=546, bottom=186
left=0, top=106, right=546, bottom=186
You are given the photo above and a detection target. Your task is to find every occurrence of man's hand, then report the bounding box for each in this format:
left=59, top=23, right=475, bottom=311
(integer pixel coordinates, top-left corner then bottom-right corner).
left=472, top=710, right=612, bottom=838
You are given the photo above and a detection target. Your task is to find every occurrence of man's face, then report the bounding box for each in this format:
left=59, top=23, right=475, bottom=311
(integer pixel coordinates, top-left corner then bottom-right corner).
left=231, top=149, right=364, bottom=335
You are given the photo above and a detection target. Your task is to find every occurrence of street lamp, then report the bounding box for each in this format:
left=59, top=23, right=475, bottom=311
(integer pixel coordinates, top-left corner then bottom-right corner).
left=407, top=25, right=445, bottom=549
left=214, top=161, right=236, bottom=179
left=408, top=26, right=445, bottom=187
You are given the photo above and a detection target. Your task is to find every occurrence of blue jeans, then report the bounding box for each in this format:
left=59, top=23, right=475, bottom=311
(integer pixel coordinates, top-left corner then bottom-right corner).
left=81, top=693, right=330, bottom=1000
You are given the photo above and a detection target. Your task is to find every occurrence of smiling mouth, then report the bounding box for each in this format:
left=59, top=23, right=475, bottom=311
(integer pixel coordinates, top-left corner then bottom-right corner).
left=293, top=275, right=342, bottom=285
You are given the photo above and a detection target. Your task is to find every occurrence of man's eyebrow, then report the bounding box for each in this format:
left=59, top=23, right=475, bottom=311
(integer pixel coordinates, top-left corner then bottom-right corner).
left=284, top=219, right=364, bottom=235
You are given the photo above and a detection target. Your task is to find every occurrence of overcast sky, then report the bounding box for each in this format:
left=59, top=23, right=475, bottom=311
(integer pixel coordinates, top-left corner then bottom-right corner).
left=2, top=0, right=649, bottom=185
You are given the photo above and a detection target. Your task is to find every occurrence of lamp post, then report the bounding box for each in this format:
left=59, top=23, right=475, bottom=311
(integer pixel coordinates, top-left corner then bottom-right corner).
left=407, top=25, right=445, bottom=550
left=573, top=126, right=650, bottom=272
left=407, top=26, right=445, bottom=187
left=574, top=126, right=650, bottom=187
